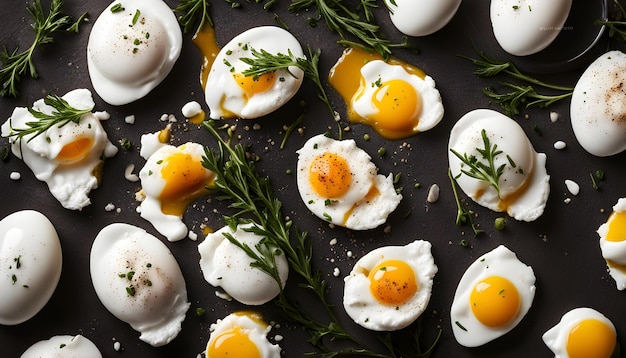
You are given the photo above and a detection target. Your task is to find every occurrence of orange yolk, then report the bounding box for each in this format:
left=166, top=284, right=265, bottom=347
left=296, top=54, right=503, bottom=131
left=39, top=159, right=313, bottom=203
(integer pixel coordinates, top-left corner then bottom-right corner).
left=469, top=276, right=520, bottom=327
left=207, top=326, right=261, bottom=358
left=192, top=24, right=220, bottom=90
left=566, top=319, right=616, bottom=358
left=368, top=259, right=418, bottom=306
left=159, top=152, right=213, bottom=216
left=368, top=79, right=421, bottom=132
left=308, top=153, right=352, bottom=198
left=606, top=210, right=626, bottom=242
left=56, top=137, right=93, bottom=163
left=233, top=72, right=277, bottom=96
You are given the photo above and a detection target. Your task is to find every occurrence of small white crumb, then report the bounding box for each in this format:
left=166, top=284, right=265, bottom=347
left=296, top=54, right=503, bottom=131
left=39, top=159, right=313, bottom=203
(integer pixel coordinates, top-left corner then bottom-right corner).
left=160, top=114, right=169, bottom=121
left=427, top=184, right=440, bottom=203
left=253, top=123, right=261, bottom=130
left=167, top=114, right=177, bottom=123
left=94, top=111, right=110, bottom=120
left=564, top=198, right=572, bottom=204
left=105, top=203, right=116, bottom=212
left=565, top=179, right=580, bottom=196
left=215, top=290, right=233, bottom=301
left=113, top=341, right=121, bottom=351
left=333, top=267, right=340, bottom=277
left=347, top=251, right=353, bottom=258
left=553, top=141, right=566, bottom=150
left=329, top=238, right=337, bottom=246
left=135, top=189, right=146, bottom=202
left=124, top=164, right=139, bottom=182
left=383, top=225, right=392, bottom=234
left=182, top=101, right=202, bottom=118
left=124, top=115, right=135, bottom=124
left=9, top=172, right=20, bottom=180
left=188, top=230, right=198, bottom=241
left=274, top=335, right=284, bottom=342
left=549, top=111, right=559, bottom=123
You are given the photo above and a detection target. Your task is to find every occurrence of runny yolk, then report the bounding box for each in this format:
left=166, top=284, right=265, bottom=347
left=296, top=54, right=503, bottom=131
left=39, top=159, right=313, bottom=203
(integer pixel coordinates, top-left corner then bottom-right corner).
left=469, top=276, right=520, bottom=327
left=56, top=137, right=93, bottom=163
left=308, top=153, right=352, bottom=198
left=192, top=24, right=220, bottom=90
left=233, top=72, right=276, bottom=96
left=606, top=210, right=626, bottom=242
left=369, top=79, right=421, bottom=132
left=368, top=259, right=418, bottom=306
left=342, top=184, right=379, bottom=224
left=207, top=326, right=261, bottom=358
left=566, top=319, right=616, bottom=358
left=159, top=152, right=213, bottom=216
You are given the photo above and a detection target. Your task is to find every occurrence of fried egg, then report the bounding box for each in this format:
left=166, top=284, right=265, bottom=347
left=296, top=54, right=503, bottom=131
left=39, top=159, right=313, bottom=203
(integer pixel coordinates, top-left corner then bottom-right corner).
left=598, top=198, right=626, bottom=290
left=0, top=210, right=62, bottom=325
left=571, top=50, right=626, bottom=157
left=138, top=138, right=215, bottom=242
left=90, top=223, right=190, bottom=347
left=329, top=47, right=444, bottom=139
left=0, top=89, right=118, bottom=210
left=204, top=26, right=304, bottom=119
left=87, top=0, right=182, bottom=105
left=296, top=134, right=402, bottom=230
left=543, top=307, right=617, bottom=358
left=450, top=245, right=536, bottom=347
left=206, top=311, right=281, bottom=357
left=198, top=222, right=288, bottom=305
left=343, top=240, right=437, bottom=331
left=448, top=109, right=550, bottom=222
left=383, top=0, right=461, bottom=37
left=20, top=335, right=102, bottom=358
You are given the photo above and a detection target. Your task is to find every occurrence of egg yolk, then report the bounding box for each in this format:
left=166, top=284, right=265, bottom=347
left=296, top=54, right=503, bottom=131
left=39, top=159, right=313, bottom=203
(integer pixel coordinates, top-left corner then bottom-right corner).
left=469, top=276, right=520, bottom=327
left=368, top=259, right=418, bottom=306
left=308, top=153, right=352, bottom=198
left=367, top=79, right=421, bottom=132
left=233, top=72, right=276, bottom=96
left=193, top=24, right=220, bottom=90
left=56, top=137, right=94, bottom=163
left=207, top=326, right=261, bottom=358
left=606, top=210, right=626, bottom=242
left=159, top=152, right=213, bottom=216
left=343, top=184, right=379, bottom=224
left=566, top=319, right=616, bottom=358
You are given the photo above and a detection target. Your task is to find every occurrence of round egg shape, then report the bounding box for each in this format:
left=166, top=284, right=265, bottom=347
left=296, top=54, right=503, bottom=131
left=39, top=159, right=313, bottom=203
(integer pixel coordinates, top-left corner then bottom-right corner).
left=198, top=223, right=289, bottom=305
left=384, top=0, right=461, bottom=37
left=0, top=89, right=118, bottom=210
left=598, top=197, right=626, bottom=290
left=571, top=50, right=626, bottom=157
left=448, top=109, right=550, bottom=222
left=21, top=335, right=102, bottom=358
left=296, top=134, right=402, bottom=230
left=138, top=142, right=215, bottom=242
left=542, top=307, right=617, bottom=358
left=450, top=245, right=536, bottom=347
left=343, top=240, right=437, bottom=331
left=205, top=26, right=304, bottom=119
left=490, top=0, right=573, bottom=56
left=90, top=223, right=190, bottom=347
left=87, top=0, right=182, bottom=105
left=206, top=311, right=281, bottom=358
left=0, top=210, right=62, bottom=325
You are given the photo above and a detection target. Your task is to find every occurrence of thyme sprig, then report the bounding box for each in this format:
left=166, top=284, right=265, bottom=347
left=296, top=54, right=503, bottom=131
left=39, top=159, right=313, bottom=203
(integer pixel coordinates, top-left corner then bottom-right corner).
left=460, top=46, right=573, bottom=116
left=173, top=0, right=213, bottom=34
left=448, top=168, right=484, bottom=237
left=0, top=0, right=86, bottom=97
left=450, top=129, right=505, bottom=198
left=7, top=94, right=93, bottom=143
left=201, top=120, right=439, bottom=357
left=596, top=0, right=626, bottom=42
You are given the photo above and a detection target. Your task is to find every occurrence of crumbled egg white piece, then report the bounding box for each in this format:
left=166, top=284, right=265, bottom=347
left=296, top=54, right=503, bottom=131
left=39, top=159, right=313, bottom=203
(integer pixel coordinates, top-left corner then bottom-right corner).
left=20, top=335, right=102, bottom=357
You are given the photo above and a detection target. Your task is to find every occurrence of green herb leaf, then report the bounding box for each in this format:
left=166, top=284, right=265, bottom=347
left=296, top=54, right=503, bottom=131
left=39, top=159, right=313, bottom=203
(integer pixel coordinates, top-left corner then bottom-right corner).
left=173, top=0, right=213, bottom=34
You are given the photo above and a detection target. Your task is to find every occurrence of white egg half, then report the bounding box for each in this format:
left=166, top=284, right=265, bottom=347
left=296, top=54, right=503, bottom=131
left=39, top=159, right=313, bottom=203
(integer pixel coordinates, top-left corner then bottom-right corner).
left=598, top=198, right=626, bottom=290
left=20, top=335, right=102, bottom=358
left=343, top=240, right=437, bottom=331
left=296, top=134, right=402, bottom=230
left=543, top=307, right=617, bottom=358
left=1, top=89, right=118, bottom=210
left=198, top=222, right=288, bottom=305
left=206, top=311, right=281, bottom=357
left=87, top=0, right=182, bottom=105
left=0, top=210, right=61, bottom=325
left=571, top=50, right=626, bottom=157
left=448, top=109, right=550, bottom=222
left=90, top=223, right=190, bottom=347
left=450, top=245, right=536, bottom=347
left=205, top=26, right=304, bottom=119
left=490, top=0, right=573, bottom=56
left=138, top=141, right=215, bottom=242
left=384, top=0, right=461, bottom=37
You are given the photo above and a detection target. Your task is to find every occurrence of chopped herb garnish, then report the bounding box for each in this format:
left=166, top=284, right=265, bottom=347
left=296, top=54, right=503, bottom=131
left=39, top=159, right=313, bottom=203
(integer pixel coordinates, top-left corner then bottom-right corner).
left=323, top=212, right=333, bottom=221
left=111, top=3, right=125, bottom=12
left=455, top=321, right=468, bottom=331
left=130, top=9, right=141, bottom=26
left=11, top=274, right=17, bottom=285
left=196, top=307, right=206, bottom=317
left=119, top=137, right=132, bottom=150
left=126, top=285, right=136, bottom=296
left=174, top=0, right=213, bottom=34
left=448, top=168, right=484, bottom=237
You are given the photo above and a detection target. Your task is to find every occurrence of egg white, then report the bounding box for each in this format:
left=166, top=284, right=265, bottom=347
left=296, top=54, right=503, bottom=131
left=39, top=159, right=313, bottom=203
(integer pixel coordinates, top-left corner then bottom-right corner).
left=20, top=335, right=102, bottom=358
left=598, top=198, right=626, bottom=290
left=207, top=312, right=281, bottom=357
left=384, top=0, right=461, bottom=37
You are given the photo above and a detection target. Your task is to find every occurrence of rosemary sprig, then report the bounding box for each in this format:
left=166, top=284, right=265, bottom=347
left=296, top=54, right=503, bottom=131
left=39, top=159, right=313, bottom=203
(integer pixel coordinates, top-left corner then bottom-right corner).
left=173, top=0, right=213, bottom=34
left=596, top=0, right=626, bottom=42
left=448, top=168, right=484, bottom=237
left=460, top=45, right=574, bottom=116
left=449, top=129, right=506, bottom=198
left=7, top=94, right=93, bottom=143
left=0, top=0, right=83, bottom=97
